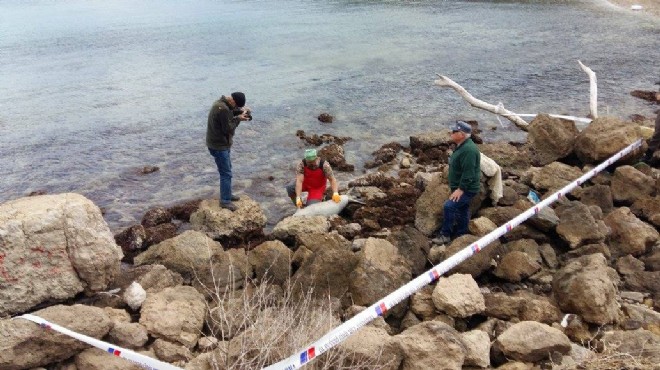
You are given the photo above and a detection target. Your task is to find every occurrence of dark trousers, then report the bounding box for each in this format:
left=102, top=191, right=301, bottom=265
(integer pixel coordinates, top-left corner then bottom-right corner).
left=648, top=113, right=660, bottom=154
left=439, top=191, right=477, bottom=238
left=209, top=148, right=232, bottom=204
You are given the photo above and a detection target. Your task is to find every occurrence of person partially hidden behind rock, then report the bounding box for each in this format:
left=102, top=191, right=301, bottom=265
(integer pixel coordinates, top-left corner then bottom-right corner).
left=432, top=121, right=481, bottom=245
left=286, top=149, right=341, bottom=208
left=641, top=112, right=660, bottom=166
left=206, top=91, right=252, bottom=211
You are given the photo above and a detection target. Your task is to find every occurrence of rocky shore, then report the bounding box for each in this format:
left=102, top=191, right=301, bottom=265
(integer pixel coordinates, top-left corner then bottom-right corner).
left=1, top=112, right=659, bottom=369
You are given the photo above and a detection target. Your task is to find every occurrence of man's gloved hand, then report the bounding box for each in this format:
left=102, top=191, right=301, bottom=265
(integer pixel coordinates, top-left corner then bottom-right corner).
left=296, top=197, right=303, bottom=208
left=332, top=192, right=341, bottom=203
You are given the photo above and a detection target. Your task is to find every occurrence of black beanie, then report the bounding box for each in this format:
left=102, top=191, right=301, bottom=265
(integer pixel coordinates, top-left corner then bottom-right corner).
left=231, top=92, right=246, bottom=107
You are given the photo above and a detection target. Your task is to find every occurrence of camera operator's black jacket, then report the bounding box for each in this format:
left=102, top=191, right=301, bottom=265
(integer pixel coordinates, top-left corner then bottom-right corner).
left=206, top=96, right=241, bottom=151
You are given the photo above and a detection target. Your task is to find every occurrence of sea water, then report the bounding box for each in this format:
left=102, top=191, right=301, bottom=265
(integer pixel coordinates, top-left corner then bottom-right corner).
left=1, top=0, right=658, bottom=230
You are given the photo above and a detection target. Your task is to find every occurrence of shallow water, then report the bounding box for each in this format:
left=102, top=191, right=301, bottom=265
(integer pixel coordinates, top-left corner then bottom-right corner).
left=1, top=0, right=658, bottom=231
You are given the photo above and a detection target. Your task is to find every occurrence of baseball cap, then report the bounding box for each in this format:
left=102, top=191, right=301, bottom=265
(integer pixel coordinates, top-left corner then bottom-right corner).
left=304, top=149, right=318, bottom=161
left=451, top=120, right=472, bottom=134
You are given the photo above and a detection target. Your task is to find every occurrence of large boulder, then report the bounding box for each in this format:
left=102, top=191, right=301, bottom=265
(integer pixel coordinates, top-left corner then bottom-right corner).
left=349, top=238, right=412, bottom=317
left=271, top=216, right=329, bottom=242
left=432, top=274, right=485, bottom=318
left=610, top=165, right=655, bottom=205
left=444, top=234, right=502, bottom=278
left=248, top=240, right=292, bottom=286
left=604, top=207, right=659, bottom=257
left=134, top=230, right=248, bottom=291
left=460, top=330, right=491, bottom=368
left=190, top=197, right=266, bottom=240
left=415, top=171, right=451, bottom=236
left=552, top=253, right=620, bottom=325
left=556, top=201, right=608, bottom=248
left=0, top=193, right=122, bottom=316
left=0, top=304, right=112, bottom=370
left=574, top=116, right=646, bottom=164
left=492, top=321, right=571, bottom=362
left=386, top=225, right=430, bottom=276
left=525, top=114, right=578, bottom=166
left=394, top=321, right=466, bottom=370
left=528, top=162, right=583, bottom=194
left=631, top=196, right=660, bottom=228
left=291, top=245, right=359, bottom=300
left=479, top=143, right=531, bottom=172
left=484, top=292, right=562, bottom=324
left=139, top=285, right=206, bottom=348
left=493, top=251, right=541, bottom=282
left=75, top=348, right=145, bottom=370
left=337, top=326, right=403, bottom=369
left=579, top=184, right=614, bottom=214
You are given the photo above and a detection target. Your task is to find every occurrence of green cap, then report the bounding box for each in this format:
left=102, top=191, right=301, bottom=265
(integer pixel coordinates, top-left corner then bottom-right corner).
left=304, top=149, right=318, bottom=161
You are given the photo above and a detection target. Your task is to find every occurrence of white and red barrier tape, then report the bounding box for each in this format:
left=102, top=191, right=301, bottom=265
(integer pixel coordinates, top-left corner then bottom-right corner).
left=16, top=314, right=183, bottom=370
left=264, top=139, right=643, bottom=370
left=12, top=139, right=642, bottom=370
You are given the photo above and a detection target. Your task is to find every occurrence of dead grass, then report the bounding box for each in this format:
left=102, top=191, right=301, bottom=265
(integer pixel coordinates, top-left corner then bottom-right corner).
left=194, top=247, right=390, bottom=370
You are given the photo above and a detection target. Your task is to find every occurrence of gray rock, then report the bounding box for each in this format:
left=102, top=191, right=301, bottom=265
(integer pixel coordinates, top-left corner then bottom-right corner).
left=394, top=321, right=466, bottom=370
left=552, top=253, right=620, bottom=325
left=604, top=207, right=659, bottom=257
left=139, top=286, right=206, bottom=348
left=190, top=197, right=266, bottom=239
left=248, top=240, right=292, bottom=286
left=574, top=116, right=646, bottom=164
left=0, top=304, right=112, bottom=369
left=432, top=274, right=485, bottom=318
left=0, top=193, right=122, bottom=316
left=493, top=321, right=571, bottom=362
left=349, top=238, right=412, bottom=318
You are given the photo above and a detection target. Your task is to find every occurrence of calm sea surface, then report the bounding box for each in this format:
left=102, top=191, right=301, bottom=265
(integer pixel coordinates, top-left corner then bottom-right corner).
left=1, top=0, right=658, bottom=231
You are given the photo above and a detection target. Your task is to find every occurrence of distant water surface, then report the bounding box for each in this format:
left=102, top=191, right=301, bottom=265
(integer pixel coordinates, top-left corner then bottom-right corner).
left=1, top=0, right=658, bottom=231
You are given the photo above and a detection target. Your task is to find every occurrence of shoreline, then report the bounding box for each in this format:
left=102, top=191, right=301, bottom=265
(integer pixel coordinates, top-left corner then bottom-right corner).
left=601, top=0, right=660, bottom=18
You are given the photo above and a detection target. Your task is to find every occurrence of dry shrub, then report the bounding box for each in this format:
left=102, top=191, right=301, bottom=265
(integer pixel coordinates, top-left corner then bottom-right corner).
left=196, top=257, right=390, bottom=370
left=574, top=337, right=660, bottom=370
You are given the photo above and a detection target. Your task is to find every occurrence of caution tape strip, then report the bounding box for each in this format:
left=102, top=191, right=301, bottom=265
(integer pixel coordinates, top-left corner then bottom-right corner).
left=16, top=314, right=184, bottom=370
left=264, top=139, right=643, bottom=370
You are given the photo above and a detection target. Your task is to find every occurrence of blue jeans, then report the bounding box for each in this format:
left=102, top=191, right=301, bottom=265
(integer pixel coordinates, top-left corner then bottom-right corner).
left=440, top=190, right=477, bottom=239
left=209, top=148, right=232, bottom=204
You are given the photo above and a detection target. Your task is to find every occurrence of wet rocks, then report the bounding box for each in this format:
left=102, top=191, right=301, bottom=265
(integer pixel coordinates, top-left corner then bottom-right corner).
left=295, top=130, right=351, bottom=146
left=317, top=112, right=334, bottom=123
left=630, top=89, right=660, bottom=104
left=318, top=143, right=355, bottom=172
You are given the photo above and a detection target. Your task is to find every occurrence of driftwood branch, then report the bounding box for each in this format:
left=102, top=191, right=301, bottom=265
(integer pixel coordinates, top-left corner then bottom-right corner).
left=434, top=74, right=529, bottom=131
left=578, top=60, right=598, bottom=119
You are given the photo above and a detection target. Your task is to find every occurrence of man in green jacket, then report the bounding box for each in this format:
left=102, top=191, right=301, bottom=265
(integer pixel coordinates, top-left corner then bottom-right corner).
left=433, top=121, right=481, bottom=244
left=206, top=92, right=251, bottom=211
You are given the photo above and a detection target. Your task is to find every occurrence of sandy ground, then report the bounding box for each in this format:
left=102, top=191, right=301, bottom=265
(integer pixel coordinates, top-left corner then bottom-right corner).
left=603, top=0, right=660, bottom=18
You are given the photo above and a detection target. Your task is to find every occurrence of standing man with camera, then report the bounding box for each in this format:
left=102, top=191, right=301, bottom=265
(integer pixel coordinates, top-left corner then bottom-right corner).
left=432, top=121, right=481, bottom=244
left=206, top=92, right=251, bottom=211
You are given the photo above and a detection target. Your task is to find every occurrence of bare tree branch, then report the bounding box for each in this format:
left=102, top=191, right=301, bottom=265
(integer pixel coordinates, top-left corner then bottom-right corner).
left=578, top=60, right=598, bottom=119
left=434, top=74, right=529, bottom=131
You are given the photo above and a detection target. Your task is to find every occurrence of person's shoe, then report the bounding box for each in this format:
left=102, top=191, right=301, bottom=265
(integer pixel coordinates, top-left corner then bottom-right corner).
left=230, top=195, right=240, bottom=201
left=220, top=202, right=238, bottom=211
left=431, top=235, right=451, bottom=245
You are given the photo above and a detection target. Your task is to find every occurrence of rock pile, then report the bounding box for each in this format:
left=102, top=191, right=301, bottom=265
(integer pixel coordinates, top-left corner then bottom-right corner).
left=1, top=116, right=659, bottom=370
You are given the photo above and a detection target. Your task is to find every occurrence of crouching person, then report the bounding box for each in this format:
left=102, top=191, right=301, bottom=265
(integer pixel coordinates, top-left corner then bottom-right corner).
left=286, top=149, right=340, bottom=208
